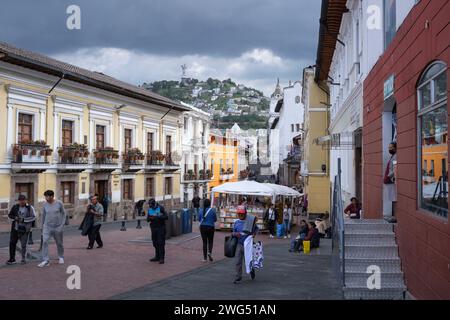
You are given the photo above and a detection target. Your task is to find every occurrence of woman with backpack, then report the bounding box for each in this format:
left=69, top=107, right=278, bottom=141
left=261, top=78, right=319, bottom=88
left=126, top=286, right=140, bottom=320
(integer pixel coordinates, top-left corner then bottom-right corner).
left=198, top=198, right=217, bottom=262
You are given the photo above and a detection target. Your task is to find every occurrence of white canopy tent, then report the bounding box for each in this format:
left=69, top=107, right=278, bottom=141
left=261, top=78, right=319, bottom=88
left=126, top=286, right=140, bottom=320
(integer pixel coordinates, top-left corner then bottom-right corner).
left=264, top=183, right=303, bottom=198
left=211, top=181, right=276, bottom=206
left=211, top=181, right=303, bottom=206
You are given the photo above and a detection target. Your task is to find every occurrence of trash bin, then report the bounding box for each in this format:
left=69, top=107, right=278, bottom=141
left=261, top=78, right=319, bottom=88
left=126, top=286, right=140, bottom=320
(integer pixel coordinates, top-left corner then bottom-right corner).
left=182, top=208, right=193, bottom=234
left=170, top=210, right=182, bottom=237
left=165, top=212, right=172, bottom=240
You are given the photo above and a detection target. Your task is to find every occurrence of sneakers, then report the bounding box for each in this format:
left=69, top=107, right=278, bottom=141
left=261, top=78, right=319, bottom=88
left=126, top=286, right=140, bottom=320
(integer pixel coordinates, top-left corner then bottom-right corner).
left=283, top=236, right=287, bottom=239
left=58, top=258, right=64, bottom=264
left=97, top=245, right=103, bottom=249
left=86, top=246, right=93, bottom=250
left=6, top=259, right=16, bottom=265
left=250, top=269, right=256, bottom=280
left=202, top=258, right=207, bottom=262
left=208, top=253, right=213, bottom=262
left=38, top=260, right=50, bottom=268
left=233, top=277, right=242, bottom=284
left=269, top=235, right=274, bottom=238
left=149, top=257, right=160, bottom=262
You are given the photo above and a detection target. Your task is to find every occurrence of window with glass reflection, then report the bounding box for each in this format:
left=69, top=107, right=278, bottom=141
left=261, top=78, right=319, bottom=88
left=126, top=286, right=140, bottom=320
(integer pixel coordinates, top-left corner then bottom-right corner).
left=418, top=61, right=448, bottom=218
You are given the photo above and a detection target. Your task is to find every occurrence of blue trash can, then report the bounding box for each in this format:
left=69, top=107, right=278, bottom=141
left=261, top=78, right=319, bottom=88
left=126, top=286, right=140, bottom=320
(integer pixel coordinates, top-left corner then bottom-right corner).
left=182, top=208, right=193, bottom=234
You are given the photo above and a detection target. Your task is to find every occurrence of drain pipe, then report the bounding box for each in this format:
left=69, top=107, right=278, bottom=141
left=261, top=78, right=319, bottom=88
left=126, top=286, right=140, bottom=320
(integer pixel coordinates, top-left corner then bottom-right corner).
left=48, top=73, right=65, bottom=94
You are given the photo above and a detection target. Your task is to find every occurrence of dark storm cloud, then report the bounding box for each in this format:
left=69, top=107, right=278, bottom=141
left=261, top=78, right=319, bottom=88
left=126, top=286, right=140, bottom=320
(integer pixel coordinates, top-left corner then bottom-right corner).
left=0, top=0, right=321, bottom=60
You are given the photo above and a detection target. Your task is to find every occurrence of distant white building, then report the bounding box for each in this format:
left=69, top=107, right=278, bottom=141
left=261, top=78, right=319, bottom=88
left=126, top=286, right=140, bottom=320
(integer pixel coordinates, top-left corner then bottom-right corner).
left=180, top=102, right=211, bottom=204
left=269, top=80, right=304, bottom=177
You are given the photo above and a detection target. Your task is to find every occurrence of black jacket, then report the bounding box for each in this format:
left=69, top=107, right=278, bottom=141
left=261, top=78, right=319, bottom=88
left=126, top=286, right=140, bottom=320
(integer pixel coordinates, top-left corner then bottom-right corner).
left=79, top=208, right=94, bottom=236
left=147, top=204, right=168, bottom=228
left=8, top=204, right=36, bottom=232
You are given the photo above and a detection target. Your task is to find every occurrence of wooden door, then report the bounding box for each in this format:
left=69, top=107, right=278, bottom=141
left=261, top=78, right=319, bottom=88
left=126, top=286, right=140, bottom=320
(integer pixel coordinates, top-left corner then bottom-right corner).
left=15, top=183, right=34, bottom=205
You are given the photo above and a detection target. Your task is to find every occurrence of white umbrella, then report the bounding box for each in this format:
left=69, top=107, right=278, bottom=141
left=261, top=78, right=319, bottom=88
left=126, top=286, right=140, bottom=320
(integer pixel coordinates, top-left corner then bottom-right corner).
left=211, top=181, right=276, bottom=206
left=264, top=183, right=302, bottom=197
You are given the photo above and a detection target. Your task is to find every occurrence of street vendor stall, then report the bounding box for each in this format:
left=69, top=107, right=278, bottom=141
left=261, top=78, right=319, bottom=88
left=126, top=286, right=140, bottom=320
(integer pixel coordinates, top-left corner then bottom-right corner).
left=211, top=181, right=302, bottom=231
left=211, top=181, right=276, bottom=230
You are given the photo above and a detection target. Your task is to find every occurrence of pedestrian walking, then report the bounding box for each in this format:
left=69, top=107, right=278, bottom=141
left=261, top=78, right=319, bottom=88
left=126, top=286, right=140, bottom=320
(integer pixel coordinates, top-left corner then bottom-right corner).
left=264, top=203, right=277, bottom=238
left=301, top=194, right=308, bottom=215
left=283, top=205, right=293, bottom=239
left=38, top=190, right=66, bottom=267
left=198, top=198, right=217, bottom=262
left=6, top=195, right=36, bottom=265
left=86, top=195, right=104, bottom=249
left=147, top=198, right=168, bottom=264
left=192, top=194, right=201, bottom=222
left=232, top=206, right=258, bottom=284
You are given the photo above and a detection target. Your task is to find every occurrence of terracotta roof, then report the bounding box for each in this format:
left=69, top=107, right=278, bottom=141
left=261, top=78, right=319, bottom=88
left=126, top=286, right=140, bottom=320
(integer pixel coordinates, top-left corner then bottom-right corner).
left=315, top=0, right=348, bottom=82
left=0, top=42, right=189, bottom=112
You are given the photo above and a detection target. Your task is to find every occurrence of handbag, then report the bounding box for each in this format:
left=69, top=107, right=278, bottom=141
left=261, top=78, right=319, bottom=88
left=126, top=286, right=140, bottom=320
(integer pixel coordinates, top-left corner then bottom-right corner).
left=224, top=235, right=238, bottom=258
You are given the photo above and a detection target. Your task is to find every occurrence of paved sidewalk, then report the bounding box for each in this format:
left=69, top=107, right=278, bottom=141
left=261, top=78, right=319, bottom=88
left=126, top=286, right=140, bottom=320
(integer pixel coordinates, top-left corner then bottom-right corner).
left=112, top=239, right=342, bottom=300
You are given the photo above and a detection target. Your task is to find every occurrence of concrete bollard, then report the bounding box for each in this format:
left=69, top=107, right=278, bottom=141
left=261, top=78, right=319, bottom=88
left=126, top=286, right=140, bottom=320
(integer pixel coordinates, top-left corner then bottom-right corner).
left=120, top=221, right=126, bottom=231
left=136, top=219, right=142, bottom=229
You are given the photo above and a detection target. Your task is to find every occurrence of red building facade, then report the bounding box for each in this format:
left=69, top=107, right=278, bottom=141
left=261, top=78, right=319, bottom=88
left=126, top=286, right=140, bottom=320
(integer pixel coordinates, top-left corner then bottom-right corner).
left=363, top=0, right=450, bottom=299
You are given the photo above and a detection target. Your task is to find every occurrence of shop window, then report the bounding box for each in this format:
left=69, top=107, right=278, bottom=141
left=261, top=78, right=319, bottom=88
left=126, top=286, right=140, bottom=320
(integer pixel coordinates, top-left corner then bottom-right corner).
left=123, top=179, right=133, bottom=200
left=418, top=61, right=448, bottom=218
left=18, top=113, right=33, bottom=143
left=61, top=181, right=75, bottom=204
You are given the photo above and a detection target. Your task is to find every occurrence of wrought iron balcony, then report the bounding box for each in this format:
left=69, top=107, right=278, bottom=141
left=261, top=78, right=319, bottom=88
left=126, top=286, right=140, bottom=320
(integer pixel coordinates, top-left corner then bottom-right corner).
left=58, top=145, right=89, bottom=164
left=12, top=142, right=52, bottom=164
left=93, top=147, right=119, bottom=165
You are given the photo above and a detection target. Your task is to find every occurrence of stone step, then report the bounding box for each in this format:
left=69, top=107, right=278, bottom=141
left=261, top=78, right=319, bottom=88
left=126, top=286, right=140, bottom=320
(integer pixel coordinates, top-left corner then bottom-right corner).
left=343, top=287, right=406, bottom=300
left=345, top=258, right=402, bottom=273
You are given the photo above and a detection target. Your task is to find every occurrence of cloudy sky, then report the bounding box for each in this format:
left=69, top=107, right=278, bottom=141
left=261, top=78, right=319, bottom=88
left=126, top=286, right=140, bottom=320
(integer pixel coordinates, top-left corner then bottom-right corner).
left=0, top=0, right=321, bottom=96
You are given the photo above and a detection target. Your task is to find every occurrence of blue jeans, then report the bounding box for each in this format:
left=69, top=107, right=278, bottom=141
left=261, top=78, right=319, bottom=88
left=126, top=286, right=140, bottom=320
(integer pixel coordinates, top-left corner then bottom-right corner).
left=193, top=208, right=199, bottom=221
left=290, top=233, right=306, bottom=251
left=284, top=219, right=290, bottom=234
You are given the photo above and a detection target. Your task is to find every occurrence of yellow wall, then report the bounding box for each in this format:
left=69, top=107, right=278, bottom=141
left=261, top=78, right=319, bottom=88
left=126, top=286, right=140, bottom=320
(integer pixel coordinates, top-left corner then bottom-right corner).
left=0, top=85, right=7, bottom=163
left=303, top=74, right=331, bottom=214
left=208, top=134, right=239, bottom=192
left=0, top=175, right=11, bottom=200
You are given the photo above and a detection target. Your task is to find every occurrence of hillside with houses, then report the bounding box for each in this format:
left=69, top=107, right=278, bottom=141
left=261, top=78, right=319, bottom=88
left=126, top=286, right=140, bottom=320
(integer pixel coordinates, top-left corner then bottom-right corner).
left=141, top=78, right=270, bottom=130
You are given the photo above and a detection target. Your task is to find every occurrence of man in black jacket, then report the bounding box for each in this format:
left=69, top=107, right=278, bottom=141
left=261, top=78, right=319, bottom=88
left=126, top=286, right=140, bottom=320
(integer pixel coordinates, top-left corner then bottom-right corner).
left=147, top=198, right=168, bottom=264
left=6, top=195, right=36, bottom=265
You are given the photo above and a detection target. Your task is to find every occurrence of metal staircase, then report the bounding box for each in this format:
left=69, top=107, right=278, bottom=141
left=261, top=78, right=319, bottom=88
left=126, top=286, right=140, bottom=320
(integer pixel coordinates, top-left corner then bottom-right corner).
left=331, top=159, right=406, bottom=300
left=343, top=219, right=406, bottom=299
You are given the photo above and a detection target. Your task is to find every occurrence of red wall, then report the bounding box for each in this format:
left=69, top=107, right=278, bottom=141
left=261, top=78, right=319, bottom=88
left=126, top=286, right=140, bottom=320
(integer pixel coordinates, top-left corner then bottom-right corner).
left=363, top=0, right=450, bottom=299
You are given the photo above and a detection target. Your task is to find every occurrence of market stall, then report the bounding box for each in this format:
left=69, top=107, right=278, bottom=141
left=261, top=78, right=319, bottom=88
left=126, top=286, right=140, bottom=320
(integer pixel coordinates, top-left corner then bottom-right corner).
left=211, top=181, right=302, bottom=231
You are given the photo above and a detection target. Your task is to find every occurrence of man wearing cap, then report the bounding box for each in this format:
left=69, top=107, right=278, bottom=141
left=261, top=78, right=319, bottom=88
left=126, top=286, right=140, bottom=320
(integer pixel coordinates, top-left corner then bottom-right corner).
left=147, top=198, right=168, bottom=264
left=232, top=205, right=258, bottom=284
left=6, top=195, right=36, bottom=265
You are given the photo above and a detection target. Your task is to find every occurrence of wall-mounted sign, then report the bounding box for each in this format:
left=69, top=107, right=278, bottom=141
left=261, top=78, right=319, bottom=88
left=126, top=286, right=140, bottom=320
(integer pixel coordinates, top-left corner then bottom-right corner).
left=384, top=74, right=395, bottom=100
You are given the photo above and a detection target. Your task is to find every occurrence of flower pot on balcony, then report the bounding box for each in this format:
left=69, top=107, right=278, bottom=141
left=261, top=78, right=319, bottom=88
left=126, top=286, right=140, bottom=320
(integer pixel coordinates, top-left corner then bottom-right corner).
left=13, top=146, right=20, bottom=156
left=83, top=151, right=89, bottom=157
left=31, top=149, right=37, bottom=156
left=46, top=149, right=53, bottom=156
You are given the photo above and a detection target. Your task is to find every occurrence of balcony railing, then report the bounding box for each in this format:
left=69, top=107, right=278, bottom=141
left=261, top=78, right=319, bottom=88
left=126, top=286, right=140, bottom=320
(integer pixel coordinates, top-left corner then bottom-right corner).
left=184, top=172, right=198, bottom=181
left=123, top=148, right=145, bottom=166
left=12, top=142, right=52, bottom=164
left=165, top=152, right=179, bottom=166
left=93, top=147, right=119, bottom=165
left=58, top=145, right=89, bottom=164
left=146, top=150, right=165, bottom=166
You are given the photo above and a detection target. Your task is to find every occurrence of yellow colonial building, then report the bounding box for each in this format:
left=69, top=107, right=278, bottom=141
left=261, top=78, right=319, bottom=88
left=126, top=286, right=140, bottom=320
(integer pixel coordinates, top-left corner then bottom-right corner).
left=208, top=129, right=239, bottom=198
left=300, top=67, right=330, bottom=215
left=0, top=42, right=189, bottom=223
